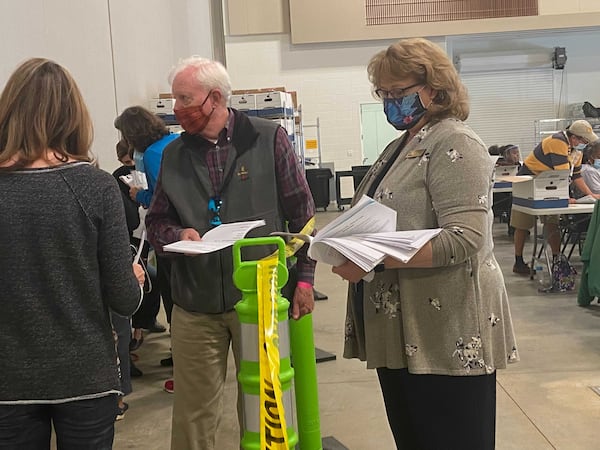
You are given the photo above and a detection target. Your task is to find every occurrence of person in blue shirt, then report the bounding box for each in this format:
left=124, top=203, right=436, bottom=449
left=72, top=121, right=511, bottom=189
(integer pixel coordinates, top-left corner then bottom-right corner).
left=114, top=106, right=178, bottom=361
left=114, top=107, right=179, bottom=207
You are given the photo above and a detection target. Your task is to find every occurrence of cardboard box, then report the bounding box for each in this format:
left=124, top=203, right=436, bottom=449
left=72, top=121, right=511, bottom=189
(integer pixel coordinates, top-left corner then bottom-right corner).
left=149, top=98, right=174, bottom=115
left=494, top=165, right=519, bottom=180
left=229, top=93, right=256, bottom=111
left=232, top=87, right=286, bottom=95
left=255, top=91, right=293, bottom=117
left=511, top=170, right=570, bottom=208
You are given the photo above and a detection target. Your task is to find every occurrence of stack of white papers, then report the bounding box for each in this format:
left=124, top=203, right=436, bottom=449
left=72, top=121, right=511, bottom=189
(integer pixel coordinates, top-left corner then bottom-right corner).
left=576, top=195, right=597, bottom=204
left=273, top=196, right=442, bottom=273
left=163, top=220, right=266, bottom=254
left=119, top=170, right=148, bottom=189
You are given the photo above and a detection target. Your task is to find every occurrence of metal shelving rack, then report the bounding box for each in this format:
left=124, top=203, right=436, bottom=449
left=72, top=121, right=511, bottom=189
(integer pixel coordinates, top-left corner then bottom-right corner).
left=534, top=118, right=600, bottom=144
left=301, top=114, right=322, bottom=169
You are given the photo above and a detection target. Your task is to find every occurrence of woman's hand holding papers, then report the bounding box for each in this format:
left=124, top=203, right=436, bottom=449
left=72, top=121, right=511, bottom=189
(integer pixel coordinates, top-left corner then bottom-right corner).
left=332, top=260, right=370, bottom=284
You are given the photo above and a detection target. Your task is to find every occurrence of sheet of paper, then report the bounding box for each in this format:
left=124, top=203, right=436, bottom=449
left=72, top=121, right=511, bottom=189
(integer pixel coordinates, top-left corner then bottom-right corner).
left=162, top=240, right=233, bottom=255
left=202, top=220, right=266, bottom=241
left=576, top=195, right=596, bottom=204
left=305, top=196, right=442, bottom=273
left=163, top=220, right=266, bottom=255
left=119, top=171, right=148, bottom=189
left=316, top=195, right=397, bottom=240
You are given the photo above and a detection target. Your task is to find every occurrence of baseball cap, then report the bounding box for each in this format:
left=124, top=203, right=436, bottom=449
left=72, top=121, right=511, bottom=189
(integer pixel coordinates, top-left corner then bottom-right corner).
left=567, top=120, right=598, bottom=143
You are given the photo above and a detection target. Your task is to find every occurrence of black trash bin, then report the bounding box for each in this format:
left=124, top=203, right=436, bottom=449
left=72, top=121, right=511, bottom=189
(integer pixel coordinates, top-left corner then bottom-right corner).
left=351, top=165, right=371, bottom=190
left=305, top=168, right=333, bottom=211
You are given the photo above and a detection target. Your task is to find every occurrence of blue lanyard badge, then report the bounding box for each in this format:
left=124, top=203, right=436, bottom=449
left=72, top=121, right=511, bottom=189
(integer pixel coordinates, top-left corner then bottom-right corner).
left=208, top=196, right=222, bottom=226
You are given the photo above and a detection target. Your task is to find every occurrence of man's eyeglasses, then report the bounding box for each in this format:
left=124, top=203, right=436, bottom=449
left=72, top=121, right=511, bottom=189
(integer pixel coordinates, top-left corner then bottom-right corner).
left=208, top=196, right=222, bottom=226
left=374, top=83, right=421, bottom=100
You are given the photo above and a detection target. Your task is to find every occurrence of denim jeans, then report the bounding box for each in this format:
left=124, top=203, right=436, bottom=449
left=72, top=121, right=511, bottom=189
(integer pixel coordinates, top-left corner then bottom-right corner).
left=0, top=394, right=117, bottom=449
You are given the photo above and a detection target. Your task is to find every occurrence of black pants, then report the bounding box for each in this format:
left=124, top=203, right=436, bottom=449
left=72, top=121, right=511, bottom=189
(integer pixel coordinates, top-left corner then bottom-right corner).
left=110, top=311, right=132, bottom=395
left=156, top=255, right=173, bottom=324
left=377, top=368, right=496, bottom=450
left=0, top=395, right=117, bottom=449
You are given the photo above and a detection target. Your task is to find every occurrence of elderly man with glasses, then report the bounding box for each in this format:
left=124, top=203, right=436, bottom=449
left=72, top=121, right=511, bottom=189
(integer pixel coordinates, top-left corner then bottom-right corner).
left=145, top=56, right=316, bottom=450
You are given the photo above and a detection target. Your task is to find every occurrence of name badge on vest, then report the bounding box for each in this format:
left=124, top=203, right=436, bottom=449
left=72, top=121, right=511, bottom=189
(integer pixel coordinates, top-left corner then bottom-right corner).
left=237, top=165, right=249, bottom=181
left=406, top=149, right=426, bottom=159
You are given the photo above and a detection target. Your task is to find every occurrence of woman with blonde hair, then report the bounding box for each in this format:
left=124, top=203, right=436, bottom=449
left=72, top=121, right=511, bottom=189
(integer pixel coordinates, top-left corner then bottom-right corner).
left=333, top=38, right=518, bottom=450
left=0, top=58, right=143, bottom=448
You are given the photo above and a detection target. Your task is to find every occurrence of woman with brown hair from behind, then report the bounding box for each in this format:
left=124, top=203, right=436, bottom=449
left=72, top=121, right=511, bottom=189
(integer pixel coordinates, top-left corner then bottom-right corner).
left=0, top=58, right=144, bottom=448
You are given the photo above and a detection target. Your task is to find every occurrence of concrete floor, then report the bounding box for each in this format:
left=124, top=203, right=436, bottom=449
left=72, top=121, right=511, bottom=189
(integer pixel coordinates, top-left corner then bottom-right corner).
left=112, top=212, right=600, bottom=450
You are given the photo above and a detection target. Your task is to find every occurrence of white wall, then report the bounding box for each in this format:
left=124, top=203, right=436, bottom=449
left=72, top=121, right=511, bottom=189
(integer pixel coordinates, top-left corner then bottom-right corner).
left=225, top=35, right=403, bottom=170
left=0, top=0, right=214, bottom=173
left=0, top=0, right=117, bottom=168
left=225, top=28, right=600, bottom=170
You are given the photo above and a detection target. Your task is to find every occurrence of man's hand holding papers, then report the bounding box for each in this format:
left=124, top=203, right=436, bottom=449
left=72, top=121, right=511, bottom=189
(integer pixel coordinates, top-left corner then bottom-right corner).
left=163, top=220, right=266, bottom=255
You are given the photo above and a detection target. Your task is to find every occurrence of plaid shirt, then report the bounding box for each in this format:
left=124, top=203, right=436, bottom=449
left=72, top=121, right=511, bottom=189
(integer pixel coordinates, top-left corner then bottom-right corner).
left=147, top=110, right=316, bottom=284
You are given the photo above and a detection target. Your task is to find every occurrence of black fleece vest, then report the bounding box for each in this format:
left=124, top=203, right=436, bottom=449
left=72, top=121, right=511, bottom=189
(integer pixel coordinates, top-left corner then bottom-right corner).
left=160, top=112, right=286, bottom=313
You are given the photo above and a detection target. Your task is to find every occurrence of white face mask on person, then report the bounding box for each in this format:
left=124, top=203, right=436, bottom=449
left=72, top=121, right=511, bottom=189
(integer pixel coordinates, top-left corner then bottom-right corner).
left=574, top=143, right=587, bottom=151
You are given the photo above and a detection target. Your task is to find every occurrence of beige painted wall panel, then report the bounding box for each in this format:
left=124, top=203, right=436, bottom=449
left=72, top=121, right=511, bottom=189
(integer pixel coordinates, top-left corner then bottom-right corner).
left=580, top=0, right=600, bottom=12
left=228, top=0, right=288, bottom=35
left=543, top=0, right=600, bottom=14
left=539, top=0, right=573, bottom=15
left=289, top=0, right=600, bottom=44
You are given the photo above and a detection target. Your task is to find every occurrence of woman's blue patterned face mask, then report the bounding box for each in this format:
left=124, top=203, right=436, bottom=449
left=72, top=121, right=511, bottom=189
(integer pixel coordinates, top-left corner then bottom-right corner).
left=383, top=89, right=427, bottom=131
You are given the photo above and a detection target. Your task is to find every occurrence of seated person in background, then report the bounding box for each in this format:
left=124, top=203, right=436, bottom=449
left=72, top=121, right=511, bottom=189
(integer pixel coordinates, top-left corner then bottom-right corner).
left=579, top=141, right=600, bottom=195
left=489, top=144, right=521, bottom=167
left=511, top=120, right=600, bottom=274
left=500, top=144, right=521, bottom=167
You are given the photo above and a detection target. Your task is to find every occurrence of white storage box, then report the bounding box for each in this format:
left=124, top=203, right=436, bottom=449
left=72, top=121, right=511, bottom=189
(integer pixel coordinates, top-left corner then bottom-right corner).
left=255, top=91, right=293, bottom=117
left=494, top=165, right=519, bottom=180
left=149, top=98, right=174, bottom=115
left=493, top=165, right=519, bottom=189
left=229, top=93, right=256, bottom=111
left=511, top=170, right=570, bottom=208
left=275, top=118, right=295, bottom=136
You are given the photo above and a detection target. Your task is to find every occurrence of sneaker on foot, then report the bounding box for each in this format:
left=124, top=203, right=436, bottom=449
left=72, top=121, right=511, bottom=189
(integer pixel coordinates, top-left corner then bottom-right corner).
left=116, top=402, right=129, bottom=421
left=163, top=379, right=174, bottom=394
left=513, top=262, right=532, bottom=275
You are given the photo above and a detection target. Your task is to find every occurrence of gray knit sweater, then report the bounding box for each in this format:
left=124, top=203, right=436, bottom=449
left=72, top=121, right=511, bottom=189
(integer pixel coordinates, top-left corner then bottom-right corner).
left=0, top=162, right=141, bottom=403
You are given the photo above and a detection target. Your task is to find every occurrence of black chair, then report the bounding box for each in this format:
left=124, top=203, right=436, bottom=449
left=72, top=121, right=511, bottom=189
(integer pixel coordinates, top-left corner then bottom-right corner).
left=560, top=214, right=592, bottom=260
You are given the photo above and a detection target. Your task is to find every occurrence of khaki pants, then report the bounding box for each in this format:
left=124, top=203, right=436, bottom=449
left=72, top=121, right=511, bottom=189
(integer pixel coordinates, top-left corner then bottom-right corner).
left=510, top=209, right=560, bottom=229
left=170, top=305, right=242, bottom=450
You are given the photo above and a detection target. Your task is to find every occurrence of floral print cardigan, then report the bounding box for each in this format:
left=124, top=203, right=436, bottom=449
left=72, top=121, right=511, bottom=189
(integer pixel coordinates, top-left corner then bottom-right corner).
left=343, top=118, right=519, bottom=375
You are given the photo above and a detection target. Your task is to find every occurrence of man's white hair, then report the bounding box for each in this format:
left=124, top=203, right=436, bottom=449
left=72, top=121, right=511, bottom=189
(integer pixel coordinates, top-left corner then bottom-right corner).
left=169, top=56, right=232, bottom=102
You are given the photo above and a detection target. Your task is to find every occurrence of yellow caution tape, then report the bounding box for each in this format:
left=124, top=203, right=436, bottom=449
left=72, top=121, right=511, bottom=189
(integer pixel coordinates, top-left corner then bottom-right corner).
left=257, top=256, right=289, bottom=449
left=264, top=216, right=316, bottom=260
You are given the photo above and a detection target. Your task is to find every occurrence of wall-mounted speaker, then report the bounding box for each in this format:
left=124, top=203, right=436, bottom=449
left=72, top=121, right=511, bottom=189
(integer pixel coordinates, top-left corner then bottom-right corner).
left=553, top=47, right=567, bottom=70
